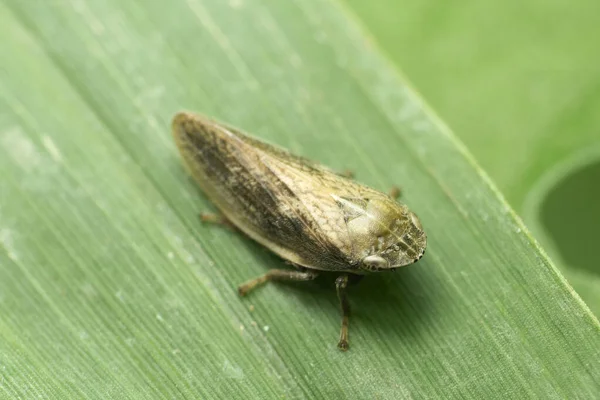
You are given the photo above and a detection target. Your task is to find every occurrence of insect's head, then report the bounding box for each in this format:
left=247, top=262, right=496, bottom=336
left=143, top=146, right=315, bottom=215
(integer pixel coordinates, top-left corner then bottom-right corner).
left=358, top=202, right=427, bottom=272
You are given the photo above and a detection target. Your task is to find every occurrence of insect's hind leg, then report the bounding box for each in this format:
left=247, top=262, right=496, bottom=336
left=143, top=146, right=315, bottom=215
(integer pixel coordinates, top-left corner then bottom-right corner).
left=238, top=269, right=319, bottom=296
left=199, top=212, right=236, bottom=230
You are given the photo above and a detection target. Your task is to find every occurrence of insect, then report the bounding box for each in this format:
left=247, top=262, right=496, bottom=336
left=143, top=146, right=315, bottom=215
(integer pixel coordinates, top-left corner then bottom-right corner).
left=172, top=112, right=427, bottom=351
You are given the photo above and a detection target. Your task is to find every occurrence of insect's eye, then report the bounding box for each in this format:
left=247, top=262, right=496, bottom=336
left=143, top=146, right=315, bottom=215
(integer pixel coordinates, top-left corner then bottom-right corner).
left=361, top=255, right=389, bottom=271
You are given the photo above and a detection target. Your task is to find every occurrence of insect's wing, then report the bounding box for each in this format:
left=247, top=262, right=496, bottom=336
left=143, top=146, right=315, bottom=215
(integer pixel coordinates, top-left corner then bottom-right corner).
left=172, top=113, right=355, bottom=271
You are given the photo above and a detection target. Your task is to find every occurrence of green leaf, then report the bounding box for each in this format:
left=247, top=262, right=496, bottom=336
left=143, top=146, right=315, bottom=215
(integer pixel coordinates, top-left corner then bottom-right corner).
left=1, top=1, right=598, bottom=398
left=342, top=0, right=600, bottom=315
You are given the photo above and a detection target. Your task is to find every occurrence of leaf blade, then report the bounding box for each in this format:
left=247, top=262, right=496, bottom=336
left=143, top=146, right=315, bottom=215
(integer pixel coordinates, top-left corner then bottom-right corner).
left=1, top=0, right=598, bottom=399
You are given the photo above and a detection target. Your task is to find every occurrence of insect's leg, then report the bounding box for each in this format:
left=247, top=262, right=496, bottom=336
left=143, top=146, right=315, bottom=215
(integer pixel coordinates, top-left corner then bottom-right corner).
left=335, top=274, right=351, bottom=351
left=238, top=269, right=319, bottom=296
left=389, top=186, right=402, bottom=200
left=199, top=213, right=236, bottom=230
left=339, top=169, right=355, bottom=179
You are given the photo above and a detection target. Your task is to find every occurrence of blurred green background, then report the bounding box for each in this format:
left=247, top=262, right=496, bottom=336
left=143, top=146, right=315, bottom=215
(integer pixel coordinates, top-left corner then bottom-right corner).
left=343, top=0, right=600, bottom=315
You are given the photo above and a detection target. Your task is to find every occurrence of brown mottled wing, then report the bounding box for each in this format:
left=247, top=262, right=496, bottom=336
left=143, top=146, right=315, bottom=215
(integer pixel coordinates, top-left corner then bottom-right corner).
left=172, top=114, right=359, bottom=271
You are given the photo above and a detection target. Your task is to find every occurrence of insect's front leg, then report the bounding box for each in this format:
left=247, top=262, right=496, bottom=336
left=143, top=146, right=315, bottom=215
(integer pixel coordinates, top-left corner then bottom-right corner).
left=389, top=186, right=402, bottom=200
left=238, top=269, right=319, bottom=296
left=338, top=169, right=355, bottom=179
left=336, top=274, right=351, bottom=351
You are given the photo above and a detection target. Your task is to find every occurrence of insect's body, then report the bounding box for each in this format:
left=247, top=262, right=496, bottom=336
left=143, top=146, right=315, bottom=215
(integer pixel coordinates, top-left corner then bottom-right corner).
left=172, top=112, right=427, bottom=350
